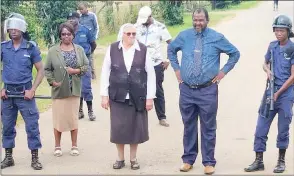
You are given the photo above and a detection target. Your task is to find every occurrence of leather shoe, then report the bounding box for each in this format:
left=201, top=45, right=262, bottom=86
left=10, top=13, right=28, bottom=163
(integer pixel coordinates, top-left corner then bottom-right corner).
left=204, top=166, right=215, bottom=175
left=180, top=163, right=193, bottom=172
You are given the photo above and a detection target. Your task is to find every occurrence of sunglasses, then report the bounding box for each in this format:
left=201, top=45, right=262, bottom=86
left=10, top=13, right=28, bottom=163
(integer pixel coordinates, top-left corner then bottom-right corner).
left=124, top=32, right=136, bottom=37
left=61, top=33, right=72, bottom=36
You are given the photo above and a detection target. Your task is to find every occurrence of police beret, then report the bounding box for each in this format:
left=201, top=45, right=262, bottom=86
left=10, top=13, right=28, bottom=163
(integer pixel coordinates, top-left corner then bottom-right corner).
left=67, top=12, right=80, bottom=19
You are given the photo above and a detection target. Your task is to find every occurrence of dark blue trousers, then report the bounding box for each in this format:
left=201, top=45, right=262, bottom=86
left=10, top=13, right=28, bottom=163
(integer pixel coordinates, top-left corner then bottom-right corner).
left=179, top=82, right=218, bottom=166
left=1, top=83, right=42, bottom=150
left=81, top=56, right=93, bottom=101
left=254, top=90, right=293, bottom=152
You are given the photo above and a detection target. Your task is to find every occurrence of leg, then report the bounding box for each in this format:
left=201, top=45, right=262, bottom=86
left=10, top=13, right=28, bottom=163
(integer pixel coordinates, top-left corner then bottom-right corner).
left=198, top=84, right=218, bottom=168
left=1, top=99, right=18, bottom=149
left=82, top=65, right=95, bottom=121
left=86, top=101, right=96, bottom=121
left=274, top=101, right=293, bottom=173
left=113, top=144, right=125, bottom=169
left=53, top=129, right=62, bottom=157
left=17, top=98, right=42, bottom=170
left=79, top=97, right=84, bottom=119
left=54, top=129, right=62, bottom=147
left=179, top=84, right=199, bottom=166
left=130, top=144, right=140, bottom=170
left=89, top=53, right=96, bottom=79
left=70, top=129, right=78, bottom=147
left=154, top=64, right=167, bottom=125
left=254, top=111, right=276, bottom=152
left=1, top=98, right=17, bottom=169
left=70, top=129, right=79, bottom=156
left=244, top=107, right=277, bottom=172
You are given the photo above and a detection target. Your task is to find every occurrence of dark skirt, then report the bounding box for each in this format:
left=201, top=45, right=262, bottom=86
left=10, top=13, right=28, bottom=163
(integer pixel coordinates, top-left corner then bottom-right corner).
left=109, top=99, right=149, bottom=144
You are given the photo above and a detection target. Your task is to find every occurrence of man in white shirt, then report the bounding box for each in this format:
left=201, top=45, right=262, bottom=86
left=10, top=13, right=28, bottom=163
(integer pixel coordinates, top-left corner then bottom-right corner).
left=117, top=6, right=172, bottom=127
left=100, top=23, right=156, bottom=170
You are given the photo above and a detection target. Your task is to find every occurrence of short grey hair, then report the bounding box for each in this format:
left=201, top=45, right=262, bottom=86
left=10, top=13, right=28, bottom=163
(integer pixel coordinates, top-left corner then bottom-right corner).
left=122, top=23, right=136, bottom=32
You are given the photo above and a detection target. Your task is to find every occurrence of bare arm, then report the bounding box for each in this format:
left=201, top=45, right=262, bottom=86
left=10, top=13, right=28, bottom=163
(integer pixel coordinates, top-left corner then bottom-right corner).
left=31, top=61, right=44, bottom=91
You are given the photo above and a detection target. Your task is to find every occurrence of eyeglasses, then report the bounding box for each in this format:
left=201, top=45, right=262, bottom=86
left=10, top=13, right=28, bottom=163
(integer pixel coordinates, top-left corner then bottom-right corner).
left=61, top=33, right=72, bottom=36
left=124, top=32, right=136, bottom=37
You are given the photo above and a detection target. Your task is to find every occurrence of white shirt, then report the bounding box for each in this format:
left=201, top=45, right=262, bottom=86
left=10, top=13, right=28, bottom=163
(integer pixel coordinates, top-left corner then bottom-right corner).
left=117, top=19, right=172, bottom=66
left=100, top=40, right=156, bottom=99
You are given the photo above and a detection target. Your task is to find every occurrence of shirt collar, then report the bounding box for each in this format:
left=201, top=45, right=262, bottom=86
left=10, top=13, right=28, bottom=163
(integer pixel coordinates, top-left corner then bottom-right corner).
left=118, top=39, right=141, bottom=51
left=194, top=27, right=208, bottom=37
left=6, top=38, right=27, bottom=49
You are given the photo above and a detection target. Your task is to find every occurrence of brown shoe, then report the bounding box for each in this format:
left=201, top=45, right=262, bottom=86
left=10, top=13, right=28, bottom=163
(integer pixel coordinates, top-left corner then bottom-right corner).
left=204, top=166, right=215, bottom=175
left=180, top=163, right=193, bottom=172
left=159, top=119, right=170, bottom=127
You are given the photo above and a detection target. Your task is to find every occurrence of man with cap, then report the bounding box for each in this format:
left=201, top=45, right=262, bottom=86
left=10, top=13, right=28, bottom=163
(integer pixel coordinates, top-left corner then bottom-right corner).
left=244, top=14, right=294, bottom=173
left=1, top=12, right=44, bottom=170
left=78, top=2, right=99, bottom=79
left=118, top=6, right=172, bottom=127
left=67, top=12, right=97, bottom=121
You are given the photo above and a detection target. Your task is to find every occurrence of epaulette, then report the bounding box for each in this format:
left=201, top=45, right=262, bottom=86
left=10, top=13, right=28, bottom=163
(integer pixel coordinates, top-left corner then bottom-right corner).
left=1, top=40, right=9, bottom=45
left=26, top=41, right=37, bottom=49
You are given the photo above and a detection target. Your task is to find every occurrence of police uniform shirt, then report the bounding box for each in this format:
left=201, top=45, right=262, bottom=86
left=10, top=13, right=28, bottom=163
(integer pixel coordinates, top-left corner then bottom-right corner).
left=1, top=39, right=41, bottom=84
left=73, top=24, right=95, bottom=56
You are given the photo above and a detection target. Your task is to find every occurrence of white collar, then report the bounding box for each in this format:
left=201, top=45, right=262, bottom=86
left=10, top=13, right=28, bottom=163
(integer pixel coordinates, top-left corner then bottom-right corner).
left=118, top=39, right=140, bottom=51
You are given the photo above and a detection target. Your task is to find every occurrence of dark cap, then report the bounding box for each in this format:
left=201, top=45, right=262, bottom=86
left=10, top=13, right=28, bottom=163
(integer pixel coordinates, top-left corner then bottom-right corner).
left=67, top=12, right=80, bottom=19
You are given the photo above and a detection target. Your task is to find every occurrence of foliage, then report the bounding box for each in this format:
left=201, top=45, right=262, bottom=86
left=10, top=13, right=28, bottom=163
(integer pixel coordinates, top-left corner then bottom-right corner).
left=36, top=1, right=78, bottom=47
left=157, top=0, right=184, bottom=26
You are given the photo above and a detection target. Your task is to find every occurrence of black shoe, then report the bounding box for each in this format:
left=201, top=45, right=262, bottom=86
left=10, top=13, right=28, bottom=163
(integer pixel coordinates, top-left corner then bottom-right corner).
left=1, top=148, right=15, bottom=169
left=79, top=110, right=84, bottom=119
left=31, top=149, right=43, bottom=170
left=244, top=152, right=264, bottom=172
left=88, top=111, right=96, bottom=121
left=273, top=149, right=286, bottom=173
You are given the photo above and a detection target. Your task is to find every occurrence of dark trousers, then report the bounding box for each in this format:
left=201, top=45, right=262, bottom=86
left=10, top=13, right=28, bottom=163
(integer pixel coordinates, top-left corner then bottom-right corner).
left=179, top=82, right=218, bottom=166
left=254, top=90, right=293, bottom=152
left=154, top=63, right=166, bottom=120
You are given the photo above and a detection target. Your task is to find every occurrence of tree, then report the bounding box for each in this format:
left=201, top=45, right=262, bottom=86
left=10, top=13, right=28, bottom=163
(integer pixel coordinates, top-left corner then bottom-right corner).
left=36, top=1, right=78, bottom=47
left=157, top=0, right=184, bottom=26
left=1, top=0, right=21, bottom=41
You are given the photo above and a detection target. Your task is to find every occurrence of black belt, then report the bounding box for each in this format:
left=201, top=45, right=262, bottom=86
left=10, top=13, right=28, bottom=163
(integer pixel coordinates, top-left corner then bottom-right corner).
left=183, top=81, right=213, bottom=89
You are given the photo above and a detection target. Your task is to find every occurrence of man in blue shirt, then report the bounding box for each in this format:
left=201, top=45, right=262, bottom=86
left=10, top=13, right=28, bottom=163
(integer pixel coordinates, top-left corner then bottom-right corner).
left=68, top=12, right=97, bottom=121
left=244, top=14, right=294, bottom=174
left=78, top=2, right=99, bottom=79
left=167, top=8, right=240, bottom=174
left=1, top=13, right=44, bottom=170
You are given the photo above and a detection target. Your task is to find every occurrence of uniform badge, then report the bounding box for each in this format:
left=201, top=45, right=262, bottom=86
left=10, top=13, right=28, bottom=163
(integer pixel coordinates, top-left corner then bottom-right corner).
left=284, top=52, right=291, bottom=60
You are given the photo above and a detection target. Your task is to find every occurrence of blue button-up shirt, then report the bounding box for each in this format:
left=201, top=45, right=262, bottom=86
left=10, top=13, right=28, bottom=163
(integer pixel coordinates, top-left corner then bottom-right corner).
left=80, top=12, right=99, bottom=40
left=167, top=27, right=240, bottom=85
left=73, top=24, right=95, bottom=56
left=265, top=40, right=294, bottom=86
left=1, top=39, right=42, bottom=84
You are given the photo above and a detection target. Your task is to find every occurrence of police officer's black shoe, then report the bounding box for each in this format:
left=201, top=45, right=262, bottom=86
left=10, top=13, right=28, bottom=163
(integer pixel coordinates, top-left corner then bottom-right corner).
left=88, top=111, right=96, bottom=121
left=244, top=152, right=264, bottom=172
left=79, top=110, right=84, bottom=119
left=1, top=148, right=15, bottom=169
left=31, top=149, right=42, bottom=170
left=273, top=149, right=286, bottom=173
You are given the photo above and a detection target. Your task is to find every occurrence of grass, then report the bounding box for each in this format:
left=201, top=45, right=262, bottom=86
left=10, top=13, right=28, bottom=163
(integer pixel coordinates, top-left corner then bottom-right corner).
left=97, top=1, right=260, bottom=47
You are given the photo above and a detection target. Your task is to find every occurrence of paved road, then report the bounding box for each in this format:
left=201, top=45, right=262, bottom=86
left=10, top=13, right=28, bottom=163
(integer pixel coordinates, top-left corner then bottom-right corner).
left=2, top=1, right=294, bottom=175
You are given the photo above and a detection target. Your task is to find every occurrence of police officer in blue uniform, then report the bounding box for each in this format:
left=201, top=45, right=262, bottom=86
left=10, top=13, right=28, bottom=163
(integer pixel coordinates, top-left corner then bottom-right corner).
left=1, top=13, right=44, bottom=170
left=244, top=14, right=294, bottom=173
left=67, top=12, right=97, bottom=121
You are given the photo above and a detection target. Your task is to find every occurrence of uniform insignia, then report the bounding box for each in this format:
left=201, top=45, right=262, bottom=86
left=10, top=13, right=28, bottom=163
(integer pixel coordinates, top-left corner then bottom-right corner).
left=284, top=52, right=290, bottom=60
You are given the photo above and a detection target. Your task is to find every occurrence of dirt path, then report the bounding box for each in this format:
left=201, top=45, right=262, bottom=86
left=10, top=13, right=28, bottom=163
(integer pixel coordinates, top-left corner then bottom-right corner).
left=2, top=1, right=294, bottom=175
